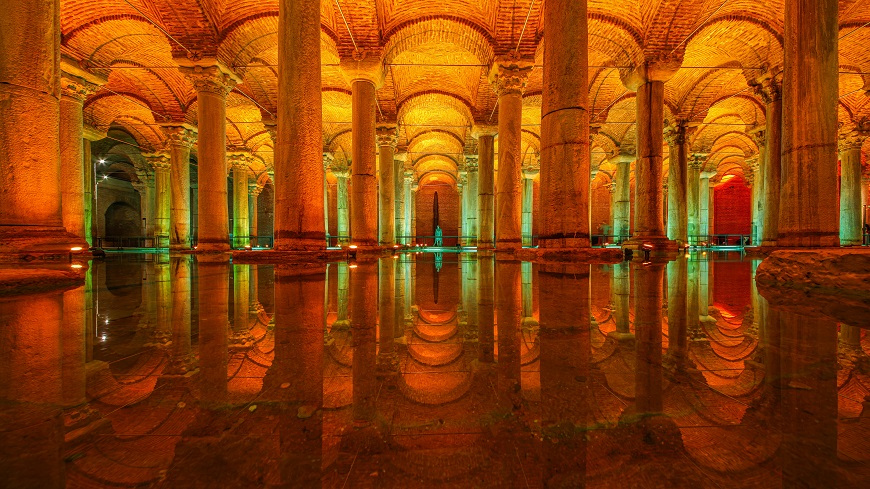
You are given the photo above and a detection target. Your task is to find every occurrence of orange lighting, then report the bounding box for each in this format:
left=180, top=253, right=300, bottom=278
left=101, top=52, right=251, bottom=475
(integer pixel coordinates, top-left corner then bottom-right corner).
left=70, top=246, right=83, bottom=252
left=349, top=245, right=358, bottom=249
left=70, top=264, right=83, bottom=269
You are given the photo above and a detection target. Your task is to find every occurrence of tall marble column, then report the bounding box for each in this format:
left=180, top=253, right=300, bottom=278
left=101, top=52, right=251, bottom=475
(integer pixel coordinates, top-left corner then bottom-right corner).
left=495, top=258, right=523, bottom=410
left=752, top=75, right=782, bottom=247
left=83, top=125, right=105, bottom=245
left=180, top=64, right=239, bottom=252
left=612, top=153, right=633, bottom=242
left=665, top=122, right=691, bottom=245
left=403, top=170, right=414, bottom=244
left=394, top=153, right=406, bottom=245
left=746, top=156, right=762, bottom=245
left=275, top=0, right=324, bottom=250
left=838, top=127, right=867, bottom=245
left=0, top=0, right=86, bottom=255
left=377, top=124, right=398, bottom=246
left=323, top=153, right=333, bottom=244
left=778, top=0, right=839, bottom=247
left=540, top=0, right=590, bottom=249
left=490, top=60, right=532, bottom=250
left=633, top=261, right=665, bottom=413
left=59, top=65, right=103, bottom=241
left=621, top=58, right=680, bottom=250
left=341, top=58, right=383, bottom=248
left=133, top=169, right=156, bottom=239
left=863, top=173, right=870, bottom=237
left=521, top=167, right=539, bottom=246
left=474, top=127, right=497, bottom=249
left=464, top=156, right=479, bottom=245
left=249, top=183, right=262, bottom=246
left=687, top=155, right=703, bottom=243
left=229, top=153, right=250, bottom=248
left=699, top=171, right=715, bottom=238
left=162, top=124, right=196, bottom=250
left=143, top=153, right=171, bottom=247
left=334, top=167, right=351, bottom=244
left=749, top=130, right=767, bottom=245
left=477, top=255, right=495, bottom=362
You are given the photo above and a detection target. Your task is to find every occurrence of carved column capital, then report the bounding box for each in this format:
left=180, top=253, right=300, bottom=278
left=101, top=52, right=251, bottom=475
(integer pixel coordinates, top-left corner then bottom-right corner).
left=323, top=152, right=335, bottom=170
left=839, top=127, right=869, bottom=153
left=332, top=165, right=351, bottom=179
left=142, top=153, right=171, bottom=172
left=179, top=62, right=241, bottom=96
left=227, top=150, right=254, bottom=173
left=522, top=166, right=540, bottom=179
left=375, top=124, right=399, bottom=148
left=161, top=124, right=198, bottom=149
left=248, top=182, right=264, bottom=197
left=464, top=154, right=479, bottom=170
left=60, top=75, right=101, bottom=102
left=689, top=154, right=707, bottom=171
left=489, top=57, right=533, bottom=96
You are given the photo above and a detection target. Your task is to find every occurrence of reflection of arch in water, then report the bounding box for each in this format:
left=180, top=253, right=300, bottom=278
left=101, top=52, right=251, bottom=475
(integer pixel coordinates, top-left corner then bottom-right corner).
left=105, top=201, right=141, bottom=236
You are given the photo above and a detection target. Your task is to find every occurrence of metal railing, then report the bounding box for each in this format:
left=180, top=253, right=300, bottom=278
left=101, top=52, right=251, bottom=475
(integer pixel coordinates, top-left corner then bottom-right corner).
left=95, top=235, right=167, bottom=248
left=688, top=235, right=753, bottom=247
left=229, top=235, right=274, bottom=249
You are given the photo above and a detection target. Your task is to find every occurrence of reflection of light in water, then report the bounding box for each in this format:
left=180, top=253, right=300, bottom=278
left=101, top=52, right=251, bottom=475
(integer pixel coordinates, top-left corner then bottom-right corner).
left=100, top=334, right=107, bottom=341
left=105, top=319, right=109, bottom=325
left=434, top=252, right=443, bottom=272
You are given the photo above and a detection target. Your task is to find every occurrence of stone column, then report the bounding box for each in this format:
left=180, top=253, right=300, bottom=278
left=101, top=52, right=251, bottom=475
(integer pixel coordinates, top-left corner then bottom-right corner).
left=180, top=63, right=239, bottom=252
left=474, top=127, right=497, bottom=249
left=749, top=130, right=767, bottom=245
left=377, top=124, right=398, bottom=246
left=249, top=183, right=262, bottom=246
left=699, top=171, right=716, bottom=238
left=59, top=67, right=102, bottom=241
left=394, top=152, right=406, bottom=245
left=198, top=256, right=230, bottom=403
left=633, top=261, right=666, bottom=413
left=133, top=169, right=155, bottom=239
left=341, top=58, right=383, bottom=248
left=612, top=153, right=633, bottom=242
left=162, top=124, right=196, bottom=250
left=838, top=127, right=867, bottom=245
left=610, top=261, right=631, bottom=339
left=490, top=59, right=532, bottom=250
left=746, top=156, right=762, bottom=245
left=0, top=0, right=87, bottom=255
left=687, top=155, right=703, bottom=243
left=323, top=153, right=333, bottom=245
left=863, top=173, right=870, bottom=237
left=521, top=167, right=539, bottom=246
left=275, top=0, right=324, bottom=250
left=143, top=153, right=171, bottom=246
left=665, top=122, right=692, bottom=245
left=621, top=58, right=680, bottom=250
left=231, top=264, right=253, bottom=347
left=464, top=156, right=479, bottom=245
left=403, top=169, right=414, bottom=244
left=83, top=125, right=105, bottom=245
left=750, top=75, right=783, bottom=246
left=167, top=256, right=196, bottom=374
left=778, top=0, right=839, bottom=247
left=334, top=167, right=351, bottom=244
left=456, top=175, right=465, bottom=246
left=540, top=0, right=590, bottom=249
left=411, top=182, right=418, bottom=244
left=228, top=153, right=251, bottom=248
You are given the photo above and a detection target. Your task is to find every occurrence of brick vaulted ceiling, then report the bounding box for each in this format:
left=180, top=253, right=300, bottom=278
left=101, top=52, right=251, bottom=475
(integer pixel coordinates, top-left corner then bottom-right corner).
left=62, top=0, right=870, bottom=183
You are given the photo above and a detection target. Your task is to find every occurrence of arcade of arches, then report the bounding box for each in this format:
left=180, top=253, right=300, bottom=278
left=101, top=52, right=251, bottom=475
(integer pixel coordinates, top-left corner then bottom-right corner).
left=1, top=0, right=869, bottom=254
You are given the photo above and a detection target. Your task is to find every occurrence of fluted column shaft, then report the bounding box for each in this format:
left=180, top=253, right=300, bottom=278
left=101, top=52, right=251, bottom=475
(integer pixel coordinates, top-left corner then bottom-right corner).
left=477, top=133, right=496, bottom=249
left=613, top=156, right=632, bottom=241
left=778, top=0, right=839, bottom=246
left=275, top=0, right=324, bottom=250
left=540, top=0, right=590, bottom=248
left=633, top=80, right=667, bottom=241
left=377, top=127, right=398, bottom=246
left=231, top=163, right=249, bottom=247
left=839, top=137, right=866, bottom=245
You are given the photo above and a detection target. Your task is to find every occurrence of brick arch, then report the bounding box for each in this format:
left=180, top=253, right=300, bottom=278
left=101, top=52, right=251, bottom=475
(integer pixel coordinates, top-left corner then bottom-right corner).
left=383, top=16, right=494, bottom=66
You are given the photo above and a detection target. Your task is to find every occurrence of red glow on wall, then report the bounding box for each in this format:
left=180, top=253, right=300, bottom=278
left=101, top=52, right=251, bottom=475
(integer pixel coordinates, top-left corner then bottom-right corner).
left=713, top=175, right=751, bottom=235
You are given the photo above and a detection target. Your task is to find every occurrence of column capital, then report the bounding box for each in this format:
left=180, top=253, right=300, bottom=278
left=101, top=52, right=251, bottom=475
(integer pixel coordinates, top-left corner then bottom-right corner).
left=489, top=57, right=533, bottom=96
left=161, top=123, right=198, bottom=149
left=471, top=125, right=498, bottom=139
left=748, top=69, right=783, bottom=104
left=748, top=127, right=766, bottom=148
left=227, top=150, right=254, bottom=172
left=745, top=155, right=760, bottom=173
left=522, top=166, right=540, bottom=179
left=663, top=120, right=695, bottom=146
left=700, top=170, right=717, bottom=180
left=689, top=154, right=707, bottom=170
left=60, top=56, right=106, bottom=102
left=323, top=152, right=335, bottom=170
left=83, top=124, right=107, bottom=142
left=134, top=169, right=154, bottom=188
left=606, top=182, right=617, bottom=194
left=248, top=182, right=264, bottom=197
left=339, top=54, right=385, bottom=88
left=404, top=169, right=417, bottom=185
left=178, top=61, right=241, bottom=96
left=375, top=124, right=399, bottom=148
left=615, top=152, right=635, bottom=165
left=142, top=153, right=171, bottom=171
left=619, top=52, right=683, bottom=90
left=332, top=165, right=351, bottom=179
left=838, top=125, right=869, bottom=153
left=464, top=154, right=479, bottom=170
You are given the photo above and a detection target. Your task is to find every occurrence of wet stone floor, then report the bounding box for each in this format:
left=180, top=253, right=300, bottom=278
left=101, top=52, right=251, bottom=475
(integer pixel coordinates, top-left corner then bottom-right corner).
left=1, top=252, right=869, bottom=488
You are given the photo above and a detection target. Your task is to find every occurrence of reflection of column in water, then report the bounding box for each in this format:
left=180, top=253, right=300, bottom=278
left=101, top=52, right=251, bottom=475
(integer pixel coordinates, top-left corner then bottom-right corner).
left=351, top=261, right=378, bottom=425
left=687, top=258, right=700, bottom=338
left=666, top=257, right=688, bottom=364
left=779, top=310, right=838, bottom=486
left=198, top=257, right=229, bottom=404
left=167, top=256, right=195, bottom=374
left=495, top=258, right=523, bottom=411
left=230, top=264, right=253, bottom=348
left=62, top=284, right=88, bottom=409
left=477, top=254, right=495, bottom=363
left=699, top=257, right=714, bottom=324
left=335, top=261, right=349, bottom=327
left=151, top=254, right=172, bottom=344
left=611, top=261, right=632, bottom=338
left=393, top=257, right=405, bottom=338
left=633, top=261, right=665, bottom=413
left=462, top=253, right=478, bottom=336
left=521, top=261, right=533, bottom=319
left=539, top=263, right=590, bottom=486
left=271, top=263, right=325, bottom=486
left=377, top=258, right=397, bottom=372
left=1, top=286, right=67, bottom=487
left=404, top=256, right=413, bottom=325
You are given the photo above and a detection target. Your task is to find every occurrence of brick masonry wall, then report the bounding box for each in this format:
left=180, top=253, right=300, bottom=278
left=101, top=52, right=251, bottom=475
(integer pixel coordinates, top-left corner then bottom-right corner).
left=415, top=182, right=459, bottom=246
left=713, top=176, right=751, bottom=235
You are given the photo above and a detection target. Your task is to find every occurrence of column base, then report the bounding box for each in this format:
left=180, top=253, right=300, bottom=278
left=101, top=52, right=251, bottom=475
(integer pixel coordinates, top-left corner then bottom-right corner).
left=538, top=236, right=591, bottom=249
left=0, top=226, right=88, bottom=261
left=622, top=237, right=679, bottom=259
left=194, top=240, right=231, bottom=253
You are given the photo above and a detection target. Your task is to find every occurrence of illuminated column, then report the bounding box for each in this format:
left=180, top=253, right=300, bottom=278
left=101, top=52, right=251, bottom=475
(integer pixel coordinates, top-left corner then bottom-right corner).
left=341, top=58, right=383, bottom=248
left=377, top=124, right=398, bottom=246
left=335, top=261, right=350, bottom=327
left=699, top=171, right=716, bottom=238
left=230, top=263, right=252, bottom=347
left=633, top=261, right=665, bottom=413
left=687, top=155, right=703, bottom=243
left=249, top=183, right=262, bottom=246
left=394, top=152, right=406, bottom=245
left=612, top=153, right=633, bottom=242
left=622, top=57, right=681, bottom=250
left=162, top=124, right=197, bottom=250
left=198, top=256, right=230, bottom=403
left=495, top=258, right=523, bottom=410
left=334, top=166, right=351, bottom=244
left=275, top=0, right=324, bottom=250
left=180, top=64, right=239, bottom=252
left=863, top=173, right=870, bottom=235
left=478, top=255, right=495, bottom=362
left=746, top=156, right=762, bottom=245
left=457, top=176, right=465, bottom=246
left=83, top=125, right=105, bottom=245
left=666, top=258, right=688, bottom=365
left=410, top=182, right=418, bottom=243
left=838, top=127, right=867, bottom=246
left=749, top=130, right=767, bottom=245
left=403, top=169, right=414, bottom=245
left=323, top=153, right=333, bottom=244
left=687, top=259, right=700, bottom=337
left=59, top=65, right=103, bottom=241
left=665, top=122, right=692, bottom=245
left=142, top=153, right=171, bottom=247
left=0, top=0, right=86, bottom=255
left=151, top=255, right=172, bottom=344
left=167, top=256, right=196, bottom=374
left=474, top=127, right=497, bottom=249
left=132, top=170, right=155, bottom=238
left=377, top=258, right=397, bottom=371
left=778, top=0, right=839, bottom=247
left=464, top=156, right=479, bottom=245
left=228, top=152, right=251, bottom=248
left=610, top=261, right=631, bottom=339
left=351, top=261, right=378, bottom=424
left=521, top=167, right=538, bottom=247
left=751, top=75, right=783, bottom=247
left=490, top=59, right=532, bottom=250
left=540, top=0, right=590, bottom=249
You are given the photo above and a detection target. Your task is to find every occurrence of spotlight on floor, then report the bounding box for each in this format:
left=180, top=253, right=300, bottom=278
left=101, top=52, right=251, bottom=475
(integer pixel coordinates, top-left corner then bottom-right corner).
left=347, top=244, right=358, bottom=261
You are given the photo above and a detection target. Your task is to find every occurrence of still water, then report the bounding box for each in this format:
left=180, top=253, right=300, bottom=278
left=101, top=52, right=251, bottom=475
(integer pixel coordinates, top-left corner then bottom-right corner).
left=1, top=252, right=868, bottom=488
